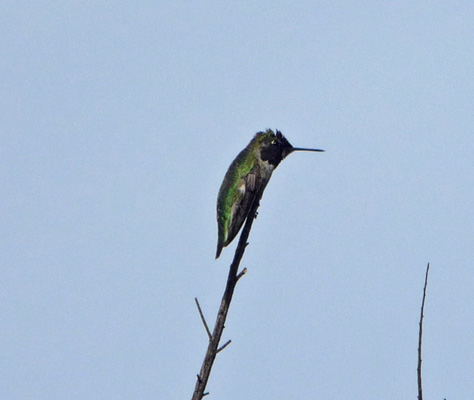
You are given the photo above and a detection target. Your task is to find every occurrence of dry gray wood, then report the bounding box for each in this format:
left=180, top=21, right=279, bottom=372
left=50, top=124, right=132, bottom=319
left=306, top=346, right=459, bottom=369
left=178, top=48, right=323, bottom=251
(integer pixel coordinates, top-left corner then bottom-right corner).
left=191, top=191, right=263, bottom=400
left=417, top=263, right=430, bottom=400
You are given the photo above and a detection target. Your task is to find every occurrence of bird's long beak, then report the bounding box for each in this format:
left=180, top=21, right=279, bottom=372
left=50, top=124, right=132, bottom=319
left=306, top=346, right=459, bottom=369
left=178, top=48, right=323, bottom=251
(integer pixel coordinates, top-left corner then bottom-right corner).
left=292, top=147, right=325, bottom=152
left=284, top=147, right=324, bottom=157
left=283, top=146, right=324, bottom=159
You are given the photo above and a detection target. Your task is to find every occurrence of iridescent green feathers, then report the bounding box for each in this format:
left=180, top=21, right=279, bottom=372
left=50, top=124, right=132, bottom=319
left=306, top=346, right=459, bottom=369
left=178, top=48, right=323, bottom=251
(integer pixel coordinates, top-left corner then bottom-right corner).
left=215, top=129, right=324, bottom=259
left=216, top=130, right=280, bottom=258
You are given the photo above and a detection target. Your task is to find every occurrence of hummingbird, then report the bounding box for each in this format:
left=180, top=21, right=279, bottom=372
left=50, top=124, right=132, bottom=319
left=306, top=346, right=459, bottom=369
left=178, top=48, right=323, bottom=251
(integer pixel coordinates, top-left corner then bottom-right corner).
left=216, top=129, right=324, bottom=259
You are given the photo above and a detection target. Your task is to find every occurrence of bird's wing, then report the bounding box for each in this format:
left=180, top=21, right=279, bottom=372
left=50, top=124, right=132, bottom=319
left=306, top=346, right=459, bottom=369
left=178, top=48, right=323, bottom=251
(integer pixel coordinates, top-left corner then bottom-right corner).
left=224, top=163, right=263, bottom=247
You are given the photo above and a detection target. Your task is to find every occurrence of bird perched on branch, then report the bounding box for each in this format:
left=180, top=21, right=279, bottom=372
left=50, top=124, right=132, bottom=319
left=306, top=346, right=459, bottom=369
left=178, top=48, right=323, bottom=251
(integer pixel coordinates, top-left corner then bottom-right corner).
left=216, top=129, right=324, bottom=259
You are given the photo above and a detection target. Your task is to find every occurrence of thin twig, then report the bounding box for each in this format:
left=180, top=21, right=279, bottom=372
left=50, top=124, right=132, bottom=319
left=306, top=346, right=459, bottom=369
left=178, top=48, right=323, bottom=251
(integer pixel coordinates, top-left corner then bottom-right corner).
left=417, top=263, right=430, bottom=400
left=191, top=190, right=265, bottom=400
left=195, top=298, right=212, bottom=340
left=216, top=339, right=232, bottom=353
left=236, top=267, right=247, bottom=282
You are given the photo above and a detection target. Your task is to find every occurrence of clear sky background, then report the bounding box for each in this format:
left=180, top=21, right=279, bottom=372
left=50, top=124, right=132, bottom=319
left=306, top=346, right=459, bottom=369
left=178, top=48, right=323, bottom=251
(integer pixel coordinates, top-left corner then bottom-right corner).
left=2, top=1, right=473, bottom=399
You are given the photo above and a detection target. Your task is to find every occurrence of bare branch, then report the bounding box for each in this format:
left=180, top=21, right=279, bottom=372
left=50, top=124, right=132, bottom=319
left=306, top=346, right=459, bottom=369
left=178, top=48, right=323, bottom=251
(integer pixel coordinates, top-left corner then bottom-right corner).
left=195, top=298, right=212, bottom=341
left=417, top=262, right=430, bottom=400
left=236, top=267, right=247, bottom=282
left=216, top=339, right=232, bottom=354
left=191, top=191, right=265, bottom=400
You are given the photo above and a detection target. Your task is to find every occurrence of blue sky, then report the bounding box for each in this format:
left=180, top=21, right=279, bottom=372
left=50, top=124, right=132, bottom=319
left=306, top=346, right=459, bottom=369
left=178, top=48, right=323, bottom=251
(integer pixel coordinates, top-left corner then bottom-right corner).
left=2, top=1, right=474, bottom=399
